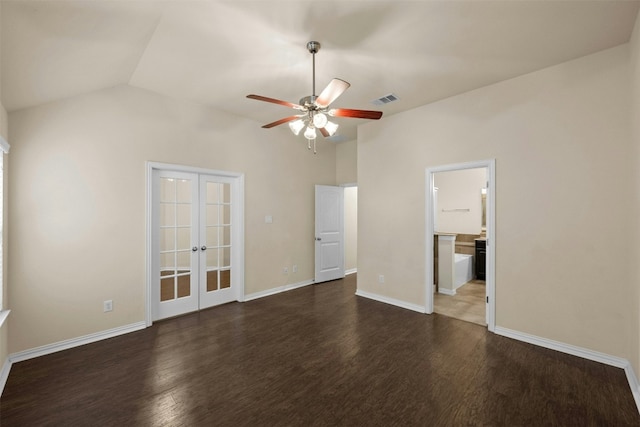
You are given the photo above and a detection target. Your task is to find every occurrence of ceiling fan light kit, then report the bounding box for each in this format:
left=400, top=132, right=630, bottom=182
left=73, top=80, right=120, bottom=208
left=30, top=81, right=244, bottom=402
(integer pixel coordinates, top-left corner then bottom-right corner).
left=247, top=41, right=383, bottom=153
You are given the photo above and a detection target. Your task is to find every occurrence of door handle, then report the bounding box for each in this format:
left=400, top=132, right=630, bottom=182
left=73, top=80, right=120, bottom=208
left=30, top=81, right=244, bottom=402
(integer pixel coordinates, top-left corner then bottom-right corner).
left=201, top=246, right=207, bottom=251
left=315, top=237, right=322, bottom=241
left=192, top=246, right=198, bottom=252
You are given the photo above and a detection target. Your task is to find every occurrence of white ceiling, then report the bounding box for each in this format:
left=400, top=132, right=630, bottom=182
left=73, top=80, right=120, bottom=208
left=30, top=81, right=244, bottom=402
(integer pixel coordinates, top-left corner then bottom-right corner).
left=2, top=0, right=639, bottom=142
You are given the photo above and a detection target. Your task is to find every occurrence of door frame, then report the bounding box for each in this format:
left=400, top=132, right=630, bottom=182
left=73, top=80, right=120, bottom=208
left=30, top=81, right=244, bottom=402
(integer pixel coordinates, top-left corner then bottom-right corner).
left=341, top=183, right=357, bottom=276
left=425, top=159, right=496, bottom=331
left=145, top=162, right=245, bottom=326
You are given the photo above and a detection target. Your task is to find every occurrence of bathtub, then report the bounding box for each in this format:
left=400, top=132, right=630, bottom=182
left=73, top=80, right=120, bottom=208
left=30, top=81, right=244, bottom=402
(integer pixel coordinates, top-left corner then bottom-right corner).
left=454, top=253, right=474, bottom=288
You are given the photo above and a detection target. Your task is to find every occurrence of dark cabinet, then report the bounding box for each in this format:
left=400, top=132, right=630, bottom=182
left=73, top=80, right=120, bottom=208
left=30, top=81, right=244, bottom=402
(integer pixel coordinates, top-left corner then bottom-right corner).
left=475, top=239, right=486, bottom=280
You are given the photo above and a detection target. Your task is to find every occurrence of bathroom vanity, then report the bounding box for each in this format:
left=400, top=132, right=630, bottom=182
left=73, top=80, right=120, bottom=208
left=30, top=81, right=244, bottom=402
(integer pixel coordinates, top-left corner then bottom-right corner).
left=475, top=239, right=486, bottom=280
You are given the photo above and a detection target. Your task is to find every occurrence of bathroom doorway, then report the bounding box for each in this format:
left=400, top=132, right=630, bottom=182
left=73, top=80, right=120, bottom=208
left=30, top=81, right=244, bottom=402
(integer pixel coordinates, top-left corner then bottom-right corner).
left=425, top=160, right=495, bottom=331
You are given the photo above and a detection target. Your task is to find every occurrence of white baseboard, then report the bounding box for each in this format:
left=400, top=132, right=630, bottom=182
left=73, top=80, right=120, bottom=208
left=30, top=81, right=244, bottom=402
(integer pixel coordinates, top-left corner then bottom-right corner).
left=345, top=268, right=357, bottom=276
left=0, top=357, right=11, bottom=396
left=438, top=288, right=456, bottom=296
left=624, top=363, right=640, bottom=414
left=495, top=326, right=640, bottom=414
left=355, top=289, right=425, bottom=313
left=243, top=279, right=314, bottom=302
left=9, top=321, right=147, bottom=364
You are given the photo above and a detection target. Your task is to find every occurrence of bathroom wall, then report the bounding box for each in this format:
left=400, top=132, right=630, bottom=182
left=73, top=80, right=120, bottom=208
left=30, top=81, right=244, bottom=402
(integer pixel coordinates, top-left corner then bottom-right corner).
left=435, top=168, right=486, bottom=235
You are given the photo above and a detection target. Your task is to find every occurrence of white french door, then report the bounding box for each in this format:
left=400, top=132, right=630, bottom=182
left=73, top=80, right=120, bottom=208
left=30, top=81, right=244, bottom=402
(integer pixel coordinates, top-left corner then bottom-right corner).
left=199, top=174, right=235, bottom=308
left=151, top=167, right=243, bottom=321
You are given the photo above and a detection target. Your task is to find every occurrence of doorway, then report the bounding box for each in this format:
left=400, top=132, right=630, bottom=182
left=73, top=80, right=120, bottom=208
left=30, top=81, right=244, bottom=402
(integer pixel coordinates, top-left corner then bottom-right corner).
left=146, top=163, right=244, bottom=324
left=343, top=186, right=357, bottom=276
left=425, top=160, right=495, bottom=331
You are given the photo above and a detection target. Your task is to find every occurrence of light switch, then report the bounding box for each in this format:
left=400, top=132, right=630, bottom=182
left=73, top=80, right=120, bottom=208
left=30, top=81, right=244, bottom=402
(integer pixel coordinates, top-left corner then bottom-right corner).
left=265, top=215, right=273, bottom=224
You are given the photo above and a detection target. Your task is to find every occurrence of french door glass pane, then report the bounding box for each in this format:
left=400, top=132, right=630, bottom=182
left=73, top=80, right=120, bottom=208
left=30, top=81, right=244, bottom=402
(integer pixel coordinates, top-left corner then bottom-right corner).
left=177, top=228, right=191, bottom=250
left=206, top=226, right=219, bottom=247
left=207, top=205, right=219, bottom=226
left=176, top=251, right=190, bottom=269
left=221, top=226, right=231, bottom=246
left=222, top=183, right=231, bottom=203
left=207, top=270, right=218, bottom=292
left=177, top=274, right=191, bottom=298
left=207, top=248, right=219, bottom=268
left=160, top=204, right=175, bottom=225
left=160, top=277, right=175, bottom=301
left=160, top=253, right=174, bottom=270
left=160, top=179, right=176, bottom=202
left=160, top=228, right=175, bottom=251
left=222, top=247, right=231, bottom=267
left=220, top=269, right=231, bottom=289
left=177, top=204, right=191, bottom=226
left=176, top=179, right=191, bottom=203
left=222, top=205, right=231, bottom=225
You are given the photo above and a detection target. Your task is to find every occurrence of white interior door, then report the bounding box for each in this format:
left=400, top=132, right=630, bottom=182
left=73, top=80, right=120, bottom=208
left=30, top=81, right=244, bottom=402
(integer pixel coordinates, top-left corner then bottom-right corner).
left=152, top=168, right=243, bottom=321
left=315, top=185, right=345, bottom=283
left=199, top=175, right=236, bottom=308
left=154, top=170, right=199, bottom=320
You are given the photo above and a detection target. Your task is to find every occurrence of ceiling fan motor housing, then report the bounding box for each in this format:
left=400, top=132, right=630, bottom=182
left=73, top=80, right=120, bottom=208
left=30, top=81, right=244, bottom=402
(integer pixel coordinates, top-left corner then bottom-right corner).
left=299, top=95, right=319, bottom=109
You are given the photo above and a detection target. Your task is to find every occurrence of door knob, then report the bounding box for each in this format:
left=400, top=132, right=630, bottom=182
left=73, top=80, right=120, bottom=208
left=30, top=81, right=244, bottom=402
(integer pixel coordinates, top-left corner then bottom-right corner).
left=315, top=237, right=322, bottom=241
left=192, top=246, right=198, bottom=252
left=201, top=246, right=207, bottom=251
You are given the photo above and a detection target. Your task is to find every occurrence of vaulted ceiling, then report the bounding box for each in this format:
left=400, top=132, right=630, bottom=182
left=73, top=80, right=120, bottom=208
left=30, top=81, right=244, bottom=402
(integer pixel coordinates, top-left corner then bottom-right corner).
left=2, top=0, right=639, bottom=142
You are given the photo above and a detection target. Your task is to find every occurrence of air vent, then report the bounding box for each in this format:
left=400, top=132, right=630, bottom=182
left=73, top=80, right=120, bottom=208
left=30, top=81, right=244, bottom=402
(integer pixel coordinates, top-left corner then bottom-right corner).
left=371, top=93, right=399, bottom=105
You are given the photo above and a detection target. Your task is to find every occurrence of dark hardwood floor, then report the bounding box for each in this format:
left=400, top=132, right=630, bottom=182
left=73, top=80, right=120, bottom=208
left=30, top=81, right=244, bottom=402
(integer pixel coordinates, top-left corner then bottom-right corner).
left=2, top=274, right=639, bottom=426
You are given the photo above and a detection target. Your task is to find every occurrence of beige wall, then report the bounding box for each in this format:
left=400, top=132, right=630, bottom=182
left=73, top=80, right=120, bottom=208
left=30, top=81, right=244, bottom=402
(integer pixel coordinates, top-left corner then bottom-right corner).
left=0, top=1, right=8, bottom=373
left=336, top=140, right=357, bottom=185
left=7, top=84, right=336, bottom=353
left=336, top=139, right=358, bottom=273
left=630, top=9, right=640, bottom=376
left=435, top=168, right=486, bottom=235
left=358, top=45, right=635, bottom=361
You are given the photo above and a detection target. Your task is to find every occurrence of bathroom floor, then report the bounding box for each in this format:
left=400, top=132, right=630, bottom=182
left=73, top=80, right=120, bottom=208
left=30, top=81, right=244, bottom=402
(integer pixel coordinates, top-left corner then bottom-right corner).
left=434, top=280, right=486, bottom=326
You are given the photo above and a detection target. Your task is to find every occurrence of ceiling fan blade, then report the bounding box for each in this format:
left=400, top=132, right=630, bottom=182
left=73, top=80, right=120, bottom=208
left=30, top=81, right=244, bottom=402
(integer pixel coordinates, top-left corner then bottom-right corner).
left=247, top=94, right=304, bottom=110
left=330, top=108, right=383, bottom=120
left=262, top=116, right=301, bottom=129
left=318, top=127, right=330, bottom=138
left=315, top=79, right=351, bottom=108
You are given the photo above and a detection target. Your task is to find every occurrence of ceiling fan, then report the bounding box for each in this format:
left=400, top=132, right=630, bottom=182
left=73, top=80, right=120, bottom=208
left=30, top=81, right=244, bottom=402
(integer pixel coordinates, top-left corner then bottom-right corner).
left=247, top=41, right=383, bottom=153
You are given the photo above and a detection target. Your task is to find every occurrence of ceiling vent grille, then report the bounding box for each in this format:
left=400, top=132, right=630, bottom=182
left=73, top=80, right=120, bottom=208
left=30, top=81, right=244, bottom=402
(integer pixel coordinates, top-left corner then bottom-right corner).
left=371, top=93, right=399, bottom=105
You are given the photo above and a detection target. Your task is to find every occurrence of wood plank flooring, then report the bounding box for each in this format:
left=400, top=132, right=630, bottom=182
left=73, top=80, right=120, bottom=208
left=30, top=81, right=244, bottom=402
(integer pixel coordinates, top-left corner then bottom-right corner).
left=2, top=274, right=639, bottom=426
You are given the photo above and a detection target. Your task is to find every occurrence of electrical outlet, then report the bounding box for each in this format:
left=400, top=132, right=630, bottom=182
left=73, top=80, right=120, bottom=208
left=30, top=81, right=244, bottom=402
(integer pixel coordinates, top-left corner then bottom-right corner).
left=292, top=265, right=298, bottom=273
left=283, top=267, right=289, bottom=275
left=103, top=300, right=113, bottom=312
left=378, top=275, right=385, bottom=284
